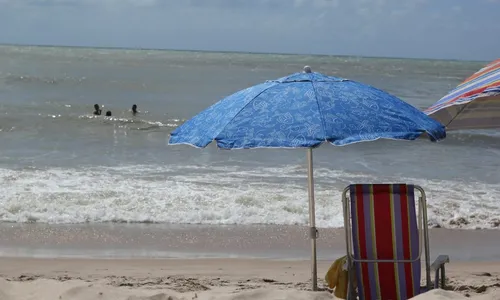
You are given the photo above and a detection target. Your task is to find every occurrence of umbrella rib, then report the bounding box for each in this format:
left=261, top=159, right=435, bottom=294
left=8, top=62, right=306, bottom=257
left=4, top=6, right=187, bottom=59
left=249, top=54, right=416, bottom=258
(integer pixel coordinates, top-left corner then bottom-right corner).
left=211, top=82, right=280, bottom=143
left=309, top=80, right=328, bottom=143
left=443, top=99, right=474, bottom=128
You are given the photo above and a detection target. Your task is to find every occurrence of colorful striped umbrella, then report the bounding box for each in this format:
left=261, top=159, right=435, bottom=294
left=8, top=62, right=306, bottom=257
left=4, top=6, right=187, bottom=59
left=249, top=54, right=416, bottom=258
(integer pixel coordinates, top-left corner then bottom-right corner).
left=425, top=59, right=500, bottom=130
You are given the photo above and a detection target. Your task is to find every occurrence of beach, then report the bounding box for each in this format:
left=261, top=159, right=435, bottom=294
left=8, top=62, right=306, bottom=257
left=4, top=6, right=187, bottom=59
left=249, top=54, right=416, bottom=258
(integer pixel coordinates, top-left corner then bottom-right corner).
left=0, top=224, right=499, bottom=299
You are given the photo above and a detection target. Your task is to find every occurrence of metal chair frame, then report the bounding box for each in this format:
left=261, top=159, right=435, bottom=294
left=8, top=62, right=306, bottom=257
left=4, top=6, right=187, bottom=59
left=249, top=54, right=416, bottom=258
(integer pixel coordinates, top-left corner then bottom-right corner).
left=341, top=184, right=448, bottom=300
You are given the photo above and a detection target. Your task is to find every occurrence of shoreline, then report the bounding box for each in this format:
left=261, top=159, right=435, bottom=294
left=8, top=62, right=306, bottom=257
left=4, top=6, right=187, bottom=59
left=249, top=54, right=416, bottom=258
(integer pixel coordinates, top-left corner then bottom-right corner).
left=1, top=223, right=499, bottom=261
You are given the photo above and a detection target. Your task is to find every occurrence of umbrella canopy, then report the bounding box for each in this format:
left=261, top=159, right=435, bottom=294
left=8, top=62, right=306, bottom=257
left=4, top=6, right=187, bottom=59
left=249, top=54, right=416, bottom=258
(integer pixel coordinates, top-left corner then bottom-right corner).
left=170, top=71, right=445, bottom=147
left=425, top=59, right=500, bottom=130
left=169, top=67, right=446, bottom=291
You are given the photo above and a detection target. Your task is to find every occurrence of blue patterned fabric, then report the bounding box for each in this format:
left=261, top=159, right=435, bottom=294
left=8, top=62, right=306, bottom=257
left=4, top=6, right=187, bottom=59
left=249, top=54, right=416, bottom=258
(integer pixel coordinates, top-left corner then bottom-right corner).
left=169, top=72, right=446, bottom=149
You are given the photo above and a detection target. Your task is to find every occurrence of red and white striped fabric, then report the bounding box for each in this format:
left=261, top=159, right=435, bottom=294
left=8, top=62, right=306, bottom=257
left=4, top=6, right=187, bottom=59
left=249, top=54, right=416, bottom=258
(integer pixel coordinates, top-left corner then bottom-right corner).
left=425, top=59, right=500, bottom=130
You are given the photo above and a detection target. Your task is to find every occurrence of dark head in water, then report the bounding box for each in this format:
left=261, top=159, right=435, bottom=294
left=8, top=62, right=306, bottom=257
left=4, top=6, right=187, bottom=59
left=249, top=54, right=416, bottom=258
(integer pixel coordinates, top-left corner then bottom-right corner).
left=105, top=110, right=112, bottom=117
left=132, top=104, right=137, bottom=115
left=93, top=104, right=101, bottom=115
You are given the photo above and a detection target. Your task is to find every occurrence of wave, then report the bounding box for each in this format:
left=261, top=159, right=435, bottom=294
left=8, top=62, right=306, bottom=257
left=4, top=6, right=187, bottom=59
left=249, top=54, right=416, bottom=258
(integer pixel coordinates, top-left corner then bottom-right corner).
left=442, top=130, right=500, bottom=147
left=0, top=110, right=182, bottom=133
left=5, top=108, right=498, bottom=142
left=450, top=129, right=500, bottom=138
left=77, top=114, right=181, bottom=130
left=2, top=74, right=86, bottom=86
left=0, top=165, right=498, bottom=229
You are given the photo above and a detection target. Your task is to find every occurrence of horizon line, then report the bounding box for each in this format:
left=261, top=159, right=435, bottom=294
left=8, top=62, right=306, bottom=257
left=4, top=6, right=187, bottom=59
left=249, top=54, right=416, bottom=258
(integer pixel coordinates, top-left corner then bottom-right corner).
left=0, top=42, right=488, bottom=63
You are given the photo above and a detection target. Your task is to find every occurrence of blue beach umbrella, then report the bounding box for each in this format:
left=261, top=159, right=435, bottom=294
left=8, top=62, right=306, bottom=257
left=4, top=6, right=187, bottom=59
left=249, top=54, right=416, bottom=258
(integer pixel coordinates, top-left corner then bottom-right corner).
left=169, top=66, right=446, bottom=290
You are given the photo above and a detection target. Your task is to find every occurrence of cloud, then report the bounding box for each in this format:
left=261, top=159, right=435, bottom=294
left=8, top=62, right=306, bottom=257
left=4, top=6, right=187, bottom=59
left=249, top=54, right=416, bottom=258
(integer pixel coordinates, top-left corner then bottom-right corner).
left=0, top=0, right=423, bottom=10
left=294, top=0, right=340, bottom=9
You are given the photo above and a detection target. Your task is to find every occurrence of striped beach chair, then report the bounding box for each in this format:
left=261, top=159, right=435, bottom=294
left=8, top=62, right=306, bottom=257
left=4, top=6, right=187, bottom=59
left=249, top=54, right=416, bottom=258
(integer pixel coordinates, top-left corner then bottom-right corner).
left=341, top=184, right=449, bottom=300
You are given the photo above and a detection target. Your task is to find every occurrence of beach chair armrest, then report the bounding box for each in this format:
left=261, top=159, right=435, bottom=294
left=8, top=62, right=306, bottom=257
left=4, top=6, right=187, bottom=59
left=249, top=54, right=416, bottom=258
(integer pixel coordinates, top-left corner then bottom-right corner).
left=431, top=255, right=450, bottom=289
left=431, top=255, right=449, bottom=270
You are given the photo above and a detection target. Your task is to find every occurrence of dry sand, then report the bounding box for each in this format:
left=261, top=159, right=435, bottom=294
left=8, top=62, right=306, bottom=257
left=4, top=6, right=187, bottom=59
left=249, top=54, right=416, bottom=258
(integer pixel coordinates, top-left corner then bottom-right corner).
left=0, top=257, right=498, bottom=300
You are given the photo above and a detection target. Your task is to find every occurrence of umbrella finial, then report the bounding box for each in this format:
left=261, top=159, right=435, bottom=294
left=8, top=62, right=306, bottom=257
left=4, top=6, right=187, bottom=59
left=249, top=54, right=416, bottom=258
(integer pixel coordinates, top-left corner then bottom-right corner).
left=303, top=66, right=312, bottom=73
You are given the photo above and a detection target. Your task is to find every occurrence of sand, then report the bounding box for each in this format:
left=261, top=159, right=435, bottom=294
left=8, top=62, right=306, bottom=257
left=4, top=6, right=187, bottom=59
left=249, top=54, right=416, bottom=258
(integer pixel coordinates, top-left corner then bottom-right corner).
left=0, top=223, right=498, bottom=299
left=0, top=257, right=498, bottom=300
left=1, top=224, right=500, bottom=261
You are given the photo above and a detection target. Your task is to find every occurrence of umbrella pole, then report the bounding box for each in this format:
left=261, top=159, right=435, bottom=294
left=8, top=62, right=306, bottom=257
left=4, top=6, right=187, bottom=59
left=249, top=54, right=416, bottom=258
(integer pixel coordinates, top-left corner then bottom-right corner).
left=307, top=148, right=318, bottom=291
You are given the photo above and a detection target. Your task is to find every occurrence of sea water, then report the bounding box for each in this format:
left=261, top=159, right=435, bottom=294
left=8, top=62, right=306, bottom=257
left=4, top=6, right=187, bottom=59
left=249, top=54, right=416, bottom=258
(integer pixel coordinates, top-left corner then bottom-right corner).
left=0, top=45, right=498, bottom=229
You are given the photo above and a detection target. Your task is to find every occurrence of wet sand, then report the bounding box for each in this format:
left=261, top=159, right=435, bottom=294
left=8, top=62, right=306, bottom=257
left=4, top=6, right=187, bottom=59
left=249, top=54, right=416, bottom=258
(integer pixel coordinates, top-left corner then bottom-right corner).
left=0, top=223, right=499, bottom=261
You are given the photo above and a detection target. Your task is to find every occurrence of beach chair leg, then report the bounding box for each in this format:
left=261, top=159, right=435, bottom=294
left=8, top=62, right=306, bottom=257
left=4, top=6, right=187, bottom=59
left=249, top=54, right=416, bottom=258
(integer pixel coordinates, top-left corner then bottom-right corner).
left=347, top=265, right=356, bottom=300
left=431, top=254, right=449, bottom=289
left=440, top=265, right=446, bottom=289
left=433, top=264, right=447, bottom=289
left=346, top=276, right=352, bottom=300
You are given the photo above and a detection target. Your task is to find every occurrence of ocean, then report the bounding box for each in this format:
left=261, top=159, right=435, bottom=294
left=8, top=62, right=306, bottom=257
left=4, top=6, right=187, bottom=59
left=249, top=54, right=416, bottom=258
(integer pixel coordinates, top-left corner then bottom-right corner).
left=0, top=45, right=498, bottom=229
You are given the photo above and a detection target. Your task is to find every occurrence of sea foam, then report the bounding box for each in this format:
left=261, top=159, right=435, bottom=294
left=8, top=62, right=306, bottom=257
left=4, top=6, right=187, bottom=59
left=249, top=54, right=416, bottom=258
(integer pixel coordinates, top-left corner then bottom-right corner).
left=0, top=164, right=498, bottom=229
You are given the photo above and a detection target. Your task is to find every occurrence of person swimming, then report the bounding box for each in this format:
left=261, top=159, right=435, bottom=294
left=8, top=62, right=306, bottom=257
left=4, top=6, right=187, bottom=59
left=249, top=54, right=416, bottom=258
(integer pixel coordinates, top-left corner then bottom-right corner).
left=132, top=104, right=138, bottom=116
left=93, top=104, right=102, bottom=115
left=105, top=110, right=112, bottom=116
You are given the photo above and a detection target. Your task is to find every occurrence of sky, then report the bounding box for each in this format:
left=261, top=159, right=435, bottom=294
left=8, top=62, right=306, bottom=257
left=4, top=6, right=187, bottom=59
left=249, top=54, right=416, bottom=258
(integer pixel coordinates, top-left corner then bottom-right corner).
left=0, top=0, right=499, bottom=61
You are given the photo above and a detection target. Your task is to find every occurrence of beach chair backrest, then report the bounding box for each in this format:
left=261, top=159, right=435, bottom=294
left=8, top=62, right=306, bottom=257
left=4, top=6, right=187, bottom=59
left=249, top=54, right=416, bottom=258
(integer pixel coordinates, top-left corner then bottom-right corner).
left=347, top=184, right=422, bottom=300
